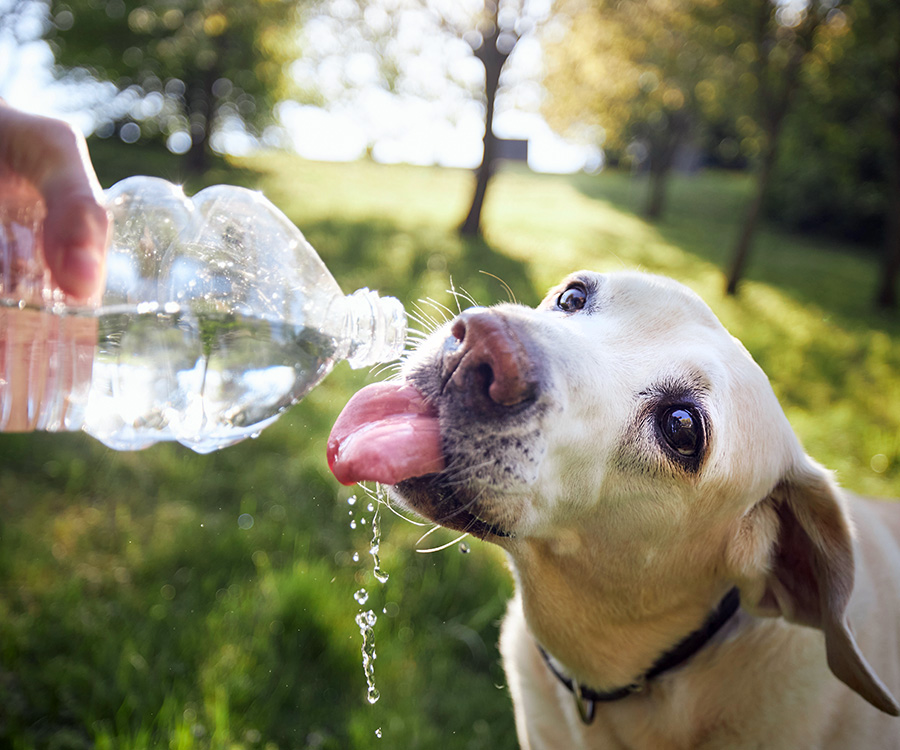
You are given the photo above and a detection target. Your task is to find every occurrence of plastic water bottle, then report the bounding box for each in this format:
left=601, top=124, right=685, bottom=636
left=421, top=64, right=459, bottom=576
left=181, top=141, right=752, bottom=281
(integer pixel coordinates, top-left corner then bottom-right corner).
left=0, top=176, right=406, bottom=453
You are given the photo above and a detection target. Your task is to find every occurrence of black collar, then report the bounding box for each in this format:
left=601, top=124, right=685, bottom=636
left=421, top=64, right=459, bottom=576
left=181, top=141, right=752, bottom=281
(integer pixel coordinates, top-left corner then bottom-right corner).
left=538, top=587, right=741, bottom=724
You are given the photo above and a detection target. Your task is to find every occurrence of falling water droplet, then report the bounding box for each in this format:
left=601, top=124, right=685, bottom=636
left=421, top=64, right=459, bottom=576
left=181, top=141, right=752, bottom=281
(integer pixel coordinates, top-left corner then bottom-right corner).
left=367, top=502, right=375, bottom=512
left=350, top=520, right=357, bottom=530
left=375, top=728, right=382, bottom=739
left=354, top=588, right=369, bottom=605
left=459, top=543, right=471, bottom=554
left=352, top=552, right=360, bottom=563
left=355, top=609, right=380, bottom=704
left=370, top=503, right=389, bottom=583
left=347, top=495, right=357, bottom=506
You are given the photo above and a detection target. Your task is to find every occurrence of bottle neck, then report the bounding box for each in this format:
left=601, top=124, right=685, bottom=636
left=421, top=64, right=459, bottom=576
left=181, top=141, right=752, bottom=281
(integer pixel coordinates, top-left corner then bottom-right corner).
left=342, top=288, right=407, bottom=368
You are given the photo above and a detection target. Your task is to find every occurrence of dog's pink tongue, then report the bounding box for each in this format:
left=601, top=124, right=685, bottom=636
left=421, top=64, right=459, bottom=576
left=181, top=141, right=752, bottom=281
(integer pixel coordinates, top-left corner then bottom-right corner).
left=327, top=382, right=445, bottom=486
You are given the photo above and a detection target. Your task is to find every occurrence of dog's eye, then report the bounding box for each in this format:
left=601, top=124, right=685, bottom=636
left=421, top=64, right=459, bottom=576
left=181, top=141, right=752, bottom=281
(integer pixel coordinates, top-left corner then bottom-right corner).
left=557, top=284, right=587, bottom=313
left=658, top=406, right=702, bottom=457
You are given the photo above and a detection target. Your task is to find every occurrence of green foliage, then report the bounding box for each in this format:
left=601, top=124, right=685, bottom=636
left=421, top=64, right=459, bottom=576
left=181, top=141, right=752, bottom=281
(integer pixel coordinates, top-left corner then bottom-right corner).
left=2, top=151, right=899, bottom=749
left=543, top=0, right=702, bottom=161
left=45, top=0, right=304, bottom=163
left=766, top=0, right=899, bottom=244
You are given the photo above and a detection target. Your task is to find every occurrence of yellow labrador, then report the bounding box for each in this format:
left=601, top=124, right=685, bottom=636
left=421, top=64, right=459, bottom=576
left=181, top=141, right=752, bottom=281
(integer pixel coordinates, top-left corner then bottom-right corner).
left=328, top=271, right=900, bottom=749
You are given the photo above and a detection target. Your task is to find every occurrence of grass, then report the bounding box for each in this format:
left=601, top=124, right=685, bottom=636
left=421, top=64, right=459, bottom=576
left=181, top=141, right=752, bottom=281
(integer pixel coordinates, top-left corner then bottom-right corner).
left=1, top=148, right=898, bottom=749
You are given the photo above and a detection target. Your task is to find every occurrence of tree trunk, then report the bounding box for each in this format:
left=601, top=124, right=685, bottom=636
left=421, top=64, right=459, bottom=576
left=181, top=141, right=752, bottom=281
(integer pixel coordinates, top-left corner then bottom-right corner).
left=459, top=3, right=512, bottom=239
left=725, top=136, right=778, bottom=295
left=459, top=107, right=498, bottom=237
left=875, top=75, right=900, bottom=309
left=460, top=60, right=502, bottom=237
left=642, top=114, right=689, bottom=221
left=187, top=129, right=210, bottom=175
left=644, top=161, right=669, bottom=221
left=725, top=0, right=823, bottom=296
left=185, top=70, right=216, bottom=175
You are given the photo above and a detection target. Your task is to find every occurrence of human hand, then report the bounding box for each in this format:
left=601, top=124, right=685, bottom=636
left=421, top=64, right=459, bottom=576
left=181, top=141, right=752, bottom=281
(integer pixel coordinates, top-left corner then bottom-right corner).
left=0, top=102, right=108, bottom=300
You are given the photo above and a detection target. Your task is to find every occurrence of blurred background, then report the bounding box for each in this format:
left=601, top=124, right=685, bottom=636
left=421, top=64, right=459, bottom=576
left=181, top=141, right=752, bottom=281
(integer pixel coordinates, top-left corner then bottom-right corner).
left=1, top=0, right=898, bottom=747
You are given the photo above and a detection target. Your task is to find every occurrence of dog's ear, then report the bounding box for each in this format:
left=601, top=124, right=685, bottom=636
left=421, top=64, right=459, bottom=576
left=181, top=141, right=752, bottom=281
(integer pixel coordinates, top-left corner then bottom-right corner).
left=747, top=462, right=899, bottom=716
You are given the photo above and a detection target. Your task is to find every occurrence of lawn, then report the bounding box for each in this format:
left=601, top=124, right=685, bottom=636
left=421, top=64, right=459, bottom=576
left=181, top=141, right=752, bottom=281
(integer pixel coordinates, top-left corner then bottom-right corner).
left=1, top=150, right=898, bottom=750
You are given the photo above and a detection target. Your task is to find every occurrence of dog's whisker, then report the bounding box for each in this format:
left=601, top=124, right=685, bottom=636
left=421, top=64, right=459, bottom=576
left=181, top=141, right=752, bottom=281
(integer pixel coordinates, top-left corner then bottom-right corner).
left=405, top=315, right=438, bottom=337
left=370, top=362, right=403, bottom=380
left=381, top=499, right=430, bottom=527
left=357, top=483, right=431, bottom=528
left=479, top=270, right=517, bottom=304
left=406, top=305, right=432, bottom=323
left=449, top=285, right=481, bottom=310
left=420, top=296, right=455, bottom=322
left=416, top=531, right=472, bottom=554
left=415, top=523, right=444, bottom=547
left=411, top=301, right=446, bottom=327
left=407, top=306, right=443, bottom=331
left=447, top=276, right=463, bottom=315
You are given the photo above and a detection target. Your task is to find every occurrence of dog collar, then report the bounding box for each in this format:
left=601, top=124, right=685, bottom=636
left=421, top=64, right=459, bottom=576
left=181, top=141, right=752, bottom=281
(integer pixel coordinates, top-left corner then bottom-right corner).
left=538, top=587, right=741, bottom=724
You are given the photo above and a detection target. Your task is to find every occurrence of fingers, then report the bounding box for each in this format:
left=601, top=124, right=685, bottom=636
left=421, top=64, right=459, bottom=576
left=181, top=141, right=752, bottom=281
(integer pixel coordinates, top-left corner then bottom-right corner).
left=42, top=190, right=109, bottom=301
left=0, top=104, right=109, bottom=300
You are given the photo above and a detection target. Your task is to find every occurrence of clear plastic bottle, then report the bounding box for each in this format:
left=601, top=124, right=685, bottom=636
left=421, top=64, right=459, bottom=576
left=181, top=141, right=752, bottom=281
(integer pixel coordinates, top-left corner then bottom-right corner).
left=0, top=176, right=406, bottom=453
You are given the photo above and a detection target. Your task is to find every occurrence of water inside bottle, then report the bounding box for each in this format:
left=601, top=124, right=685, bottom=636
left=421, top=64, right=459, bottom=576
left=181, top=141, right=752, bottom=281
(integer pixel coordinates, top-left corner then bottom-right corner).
left=0, top=303, right=95, bottom=432
left=0, top=303, right=340, bottom=452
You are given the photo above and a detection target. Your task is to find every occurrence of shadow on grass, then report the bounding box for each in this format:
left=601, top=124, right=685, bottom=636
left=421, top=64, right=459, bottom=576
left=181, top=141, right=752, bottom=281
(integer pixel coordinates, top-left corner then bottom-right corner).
left=298, top=216, right=539, bottom=313
left=88, top=138, right=260, bottom=194
left=568, top=169, right=898, bottom=334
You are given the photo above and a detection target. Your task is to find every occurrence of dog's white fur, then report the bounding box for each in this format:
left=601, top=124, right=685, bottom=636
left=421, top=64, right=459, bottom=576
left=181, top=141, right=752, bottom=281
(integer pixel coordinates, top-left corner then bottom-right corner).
left=393, top=271, right=900, bottom=749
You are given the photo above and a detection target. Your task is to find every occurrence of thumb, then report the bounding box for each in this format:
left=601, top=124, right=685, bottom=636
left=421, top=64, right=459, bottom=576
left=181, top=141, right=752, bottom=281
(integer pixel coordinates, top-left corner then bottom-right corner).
left=42, top=182, right=109, bottom=301
left=38, top=126, right=109, bottom=301
left=0, top=106, right=109, bottom=300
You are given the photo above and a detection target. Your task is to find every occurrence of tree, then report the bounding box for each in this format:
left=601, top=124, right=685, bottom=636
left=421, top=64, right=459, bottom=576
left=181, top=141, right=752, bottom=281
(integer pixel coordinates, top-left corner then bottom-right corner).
left=43, top=0, right=303, bottom=173
left=289, top=0, right=544, bottom=238
left=720, top=0, right=833, bottom=295
left=456, top=0, right=526, bottom=237
left=847, top=0, right=900, bottom=309
left=542, top=0, right=711, bottom=220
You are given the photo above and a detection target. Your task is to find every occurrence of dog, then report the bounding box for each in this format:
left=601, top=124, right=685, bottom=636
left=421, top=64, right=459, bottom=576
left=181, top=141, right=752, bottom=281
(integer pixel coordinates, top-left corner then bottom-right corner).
left=328, top=271, right=900, bottom=749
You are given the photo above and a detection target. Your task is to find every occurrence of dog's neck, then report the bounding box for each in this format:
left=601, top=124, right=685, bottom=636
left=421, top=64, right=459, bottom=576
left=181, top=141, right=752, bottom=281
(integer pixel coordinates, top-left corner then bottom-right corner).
left=536, top=587, right=741, bottom=721
left=511, top=538, right=737, bottom=692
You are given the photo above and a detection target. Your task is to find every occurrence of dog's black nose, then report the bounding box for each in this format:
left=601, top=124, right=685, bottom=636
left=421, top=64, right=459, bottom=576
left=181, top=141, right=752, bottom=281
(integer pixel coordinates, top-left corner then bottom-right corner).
left=445, top=310, right=537, bottom=407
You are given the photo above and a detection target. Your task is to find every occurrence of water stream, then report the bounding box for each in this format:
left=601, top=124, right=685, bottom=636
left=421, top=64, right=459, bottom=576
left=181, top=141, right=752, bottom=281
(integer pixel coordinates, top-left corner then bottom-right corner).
left=349, top=488, right=390, bottom=720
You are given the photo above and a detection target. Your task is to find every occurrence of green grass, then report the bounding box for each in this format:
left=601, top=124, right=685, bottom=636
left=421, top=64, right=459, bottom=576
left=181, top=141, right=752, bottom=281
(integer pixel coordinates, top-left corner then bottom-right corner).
left=1, top=150, right=898, bottom=749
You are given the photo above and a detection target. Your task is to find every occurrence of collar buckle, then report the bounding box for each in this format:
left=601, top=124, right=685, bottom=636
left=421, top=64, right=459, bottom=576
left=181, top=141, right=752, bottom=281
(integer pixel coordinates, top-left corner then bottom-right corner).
left=573, top=682, right=597, bottom=724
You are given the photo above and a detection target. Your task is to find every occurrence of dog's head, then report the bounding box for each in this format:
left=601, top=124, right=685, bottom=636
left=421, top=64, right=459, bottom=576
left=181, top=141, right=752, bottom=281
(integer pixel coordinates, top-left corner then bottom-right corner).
left=328, top=270, right=898, bottom=714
